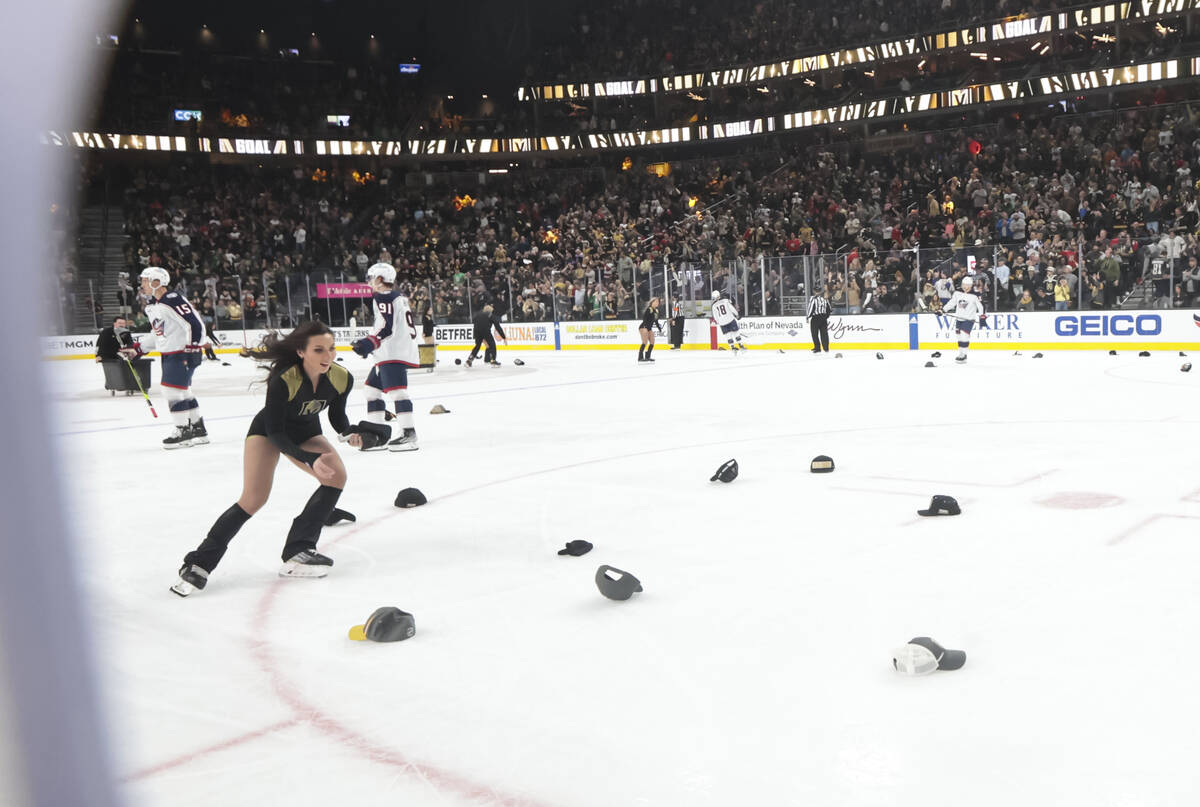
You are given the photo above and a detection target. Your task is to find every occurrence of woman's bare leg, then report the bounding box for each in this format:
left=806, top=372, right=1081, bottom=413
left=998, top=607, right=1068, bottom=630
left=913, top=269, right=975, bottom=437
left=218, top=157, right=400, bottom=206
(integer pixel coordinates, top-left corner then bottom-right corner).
left=280, top=436, right=348, bottom=563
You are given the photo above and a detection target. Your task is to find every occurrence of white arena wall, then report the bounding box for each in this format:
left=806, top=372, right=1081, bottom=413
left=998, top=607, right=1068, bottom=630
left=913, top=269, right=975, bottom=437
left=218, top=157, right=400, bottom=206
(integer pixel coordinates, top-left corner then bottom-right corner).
left=41, top=310, right=1200, bottom=359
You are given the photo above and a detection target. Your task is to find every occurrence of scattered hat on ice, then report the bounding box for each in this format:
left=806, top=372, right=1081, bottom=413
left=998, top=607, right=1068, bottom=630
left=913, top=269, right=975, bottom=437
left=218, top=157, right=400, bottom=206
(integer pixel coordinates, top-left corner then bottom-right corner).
left=892, top=637, right=966, bottom=675
left=394, top=487, right=427, bottom=508
left=595, top=565, right=643, bottom=601
left=930, top=351, right=942, bottom=358
left=429, top=404, right=450, bottom=414
left=558, top=540, right=593, bottom=557
left=348, top=607, right=416, bottom=642
left=1032, top=352, right=1044, bottom=359
left=454, top=358, right=462, bottom=365
left=917, top=495, right=961, bottom=517
left=323, top=507, right=356, bottom=527
left=1139, top=350, right=1151, bottom=357
left=1182, top=363, right=1192, bottom=373
left=925, top=361, right=935, bottom=368
left=810, top=455, right=835, bottom=474
left=1180, top=351, right=1188, bottom=357
left=876, top=352, right=884, bottom=360
left=835, top=352, right=843, bottom=358
left=710, top=459, right=739, bottom=483
left=513, top=358, right=525, bottom=366
left=1109, top=350, right=1118, bottom=356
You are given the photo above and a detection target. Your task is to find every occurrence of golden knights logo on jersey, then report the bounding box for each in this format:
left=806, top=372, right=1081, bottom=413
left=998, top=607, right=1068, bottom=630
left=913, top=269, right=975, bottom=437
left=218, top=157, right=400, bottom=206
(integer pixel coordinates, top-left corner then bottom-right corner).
left=298, top=399, right=328, bottom=417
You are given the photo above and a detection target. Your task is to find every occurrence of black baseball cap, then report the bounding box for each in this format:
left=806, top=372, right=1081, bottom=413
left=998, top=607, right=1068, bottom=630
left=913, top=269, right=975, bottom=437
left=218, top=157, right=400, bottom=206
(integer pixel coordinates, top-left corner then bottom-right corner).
left=348, top=607, right=415, bottom=642
left=893, top=637, right=967, bottom=674
left=917, top=495, right=960, bottom=517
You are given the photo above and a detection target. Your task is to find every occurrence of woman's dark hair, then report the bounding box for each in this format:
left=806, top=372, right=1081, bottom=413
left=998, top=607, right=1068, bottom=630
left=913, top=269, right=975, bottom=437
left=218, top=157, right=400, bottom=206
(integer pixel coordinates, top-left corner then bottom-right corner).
left=242, top=321, right=334, bottom=381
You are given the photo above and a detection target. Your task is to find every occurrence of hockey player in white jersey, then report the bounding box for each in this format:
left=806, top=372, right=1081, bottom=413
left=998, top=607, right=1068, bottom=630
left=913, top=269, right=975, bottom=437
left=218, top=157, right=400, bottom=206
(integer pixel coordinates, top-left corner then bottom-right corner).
left=711, top=290, right=746, bottom=351
left=350, top=263, right=420, bottom=451
left=942, top=275, right=987, bottom=363
left=120, top=266, right=208, bottom=448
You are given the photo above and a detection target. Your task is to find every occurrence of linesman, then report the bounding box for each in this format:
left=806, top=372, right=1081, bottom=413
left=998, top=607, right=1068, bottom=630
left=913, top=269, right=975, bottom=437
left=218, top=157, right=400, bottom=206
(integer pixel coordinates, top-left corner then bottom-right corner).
left=807, top=291, right=831, bottom=353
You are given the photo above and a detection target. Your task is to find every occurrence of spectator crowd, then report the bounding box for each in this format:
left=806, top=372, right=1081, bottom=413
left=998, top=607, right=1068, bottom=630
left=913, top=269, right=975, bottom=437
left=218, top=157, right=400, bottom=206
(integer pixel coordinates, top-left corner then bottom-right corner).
left=83, top=97, right=1200, bottom=338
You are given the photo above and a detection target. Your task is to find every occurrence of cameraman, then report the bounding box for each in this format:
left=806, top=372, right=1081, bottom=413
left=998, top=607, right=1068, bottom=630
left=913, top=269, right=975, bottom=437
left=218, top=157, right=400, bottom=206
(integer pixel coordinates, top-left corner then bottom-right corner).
left=95, top=317, right=134, bottom=362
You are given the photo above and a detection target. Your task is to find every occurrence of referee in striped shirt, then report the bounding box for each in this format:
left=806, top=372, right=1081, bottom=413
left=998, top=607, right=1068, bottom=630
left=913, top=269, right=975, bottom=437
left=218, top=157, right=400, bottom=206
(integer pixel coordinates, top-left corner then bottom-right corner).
left=807, top=291, right=831, bottom=353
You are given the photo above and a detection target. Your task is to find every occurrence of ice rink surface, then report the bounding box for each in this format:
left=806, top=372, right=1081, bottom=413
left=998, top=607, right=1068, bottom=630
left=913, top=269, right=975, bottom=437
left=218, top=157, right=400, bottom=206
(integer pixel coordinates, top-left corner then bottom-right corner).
left=49, top=346, right=1200, bottom=807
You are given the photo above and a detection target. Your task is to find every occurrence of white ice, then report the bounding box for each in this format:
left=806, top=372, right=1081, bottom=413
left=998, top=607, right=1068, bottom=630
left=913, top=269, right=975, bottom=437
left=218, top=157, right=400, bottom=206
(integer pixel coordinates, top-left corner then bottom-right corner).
left=49, top=346, right=1200, bottom=807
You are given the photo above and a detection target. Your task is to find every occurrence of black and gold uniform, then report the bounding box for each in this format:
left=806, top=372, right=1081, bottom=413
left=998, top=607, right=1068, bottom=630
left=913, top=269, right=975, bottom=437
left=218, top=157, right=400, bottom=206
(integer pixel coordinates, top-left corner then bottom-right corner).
left=638, top=303, right=661, bottom=362
left=248, top=363, right=352, bottom=466
left=639, top=305, right=661, bottom=332
left=182, top=362, right=355, bottom=577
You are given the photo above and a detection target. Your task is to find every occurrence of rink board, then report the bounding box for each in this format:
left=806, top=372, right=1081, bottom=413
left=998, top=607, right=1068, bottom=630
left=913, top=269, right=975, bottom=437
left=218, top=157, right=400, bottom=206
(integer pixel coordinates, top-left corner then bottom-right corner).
left=42, top=311, right=1200, bottom=358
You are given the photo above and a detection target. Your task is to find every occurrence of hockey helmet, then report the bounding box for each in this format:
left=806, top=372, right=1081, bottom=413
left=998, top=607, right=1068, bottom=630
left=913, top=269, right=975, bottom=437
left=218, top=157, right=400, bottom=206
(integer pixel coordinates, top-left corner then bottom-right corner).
left=961, top=275, right=974, bottom=290
left=140, top=266, right=170, bottom=288
left=366, top=262, right=397, bottom=285
left=711, top=290, right=722, bottom=300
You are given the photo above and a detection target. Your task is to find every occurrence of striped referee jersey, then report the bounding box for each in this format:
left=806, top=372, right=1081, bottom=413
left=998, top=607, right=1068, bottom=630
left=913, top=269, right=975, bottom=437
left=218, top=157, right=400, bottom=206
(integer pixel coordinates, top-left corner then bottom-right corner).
left=807, top=295, right=831, bottom=317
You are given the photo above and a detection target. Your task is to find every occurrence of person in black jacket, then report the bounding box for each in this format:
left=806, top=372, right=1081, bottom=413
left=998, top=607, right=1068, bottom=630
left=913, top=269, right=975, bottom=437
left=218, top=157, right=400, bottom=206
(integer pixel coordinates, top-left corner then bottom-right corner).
left=422, top=305, right=435, bottom=345
left=94, top=317, right=133, bottom=361
left=170, top=322, right=366, bottom=597
left=466, top=304, right=507, bottom=367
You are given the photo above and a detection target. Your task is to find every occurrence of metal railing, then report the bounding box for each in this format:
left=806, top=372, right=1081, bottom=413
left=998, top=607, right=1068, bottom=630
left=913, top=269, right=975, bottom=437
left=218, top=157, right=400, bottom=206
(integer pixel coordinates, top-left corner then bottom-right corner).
left=50, top=241, right=1200, bottom=339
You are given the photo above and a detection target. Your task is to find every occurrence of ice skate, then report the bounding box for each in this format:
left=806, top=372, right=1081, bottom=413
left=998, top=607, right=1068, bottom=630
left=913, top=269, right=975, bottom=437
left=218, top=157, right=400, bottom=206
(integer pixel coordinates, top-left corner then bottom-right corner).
left=955, top=355, right=967, bottom=363
left=170, top=564, right=208, bottom=597
left=388, top=427, right=419, bottom=452
left=188, top=418, right=210, bottom=445
left=465, top=355, right=475, bottom=367
left=162, top=425, right=193, bottom=449
left=279, top=549, right=333, bottom=578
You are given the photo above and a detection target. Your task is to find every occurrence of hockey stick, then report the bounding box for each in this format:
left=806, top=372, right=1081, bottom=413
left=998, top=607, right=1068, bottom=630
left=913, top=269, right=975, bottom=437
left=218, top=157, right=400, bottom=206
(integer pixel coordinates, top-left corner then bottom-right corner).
left=120, top=353, right=158, bottom=418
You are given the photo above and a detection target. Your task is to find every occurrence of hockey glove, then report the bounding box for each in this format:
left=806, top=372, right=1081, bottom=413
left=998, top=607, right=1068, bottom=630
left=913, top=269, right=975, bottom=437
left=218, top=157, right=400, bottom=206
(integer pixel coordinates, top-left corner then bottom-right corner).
left=351, top=335, right=381, bottom=358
